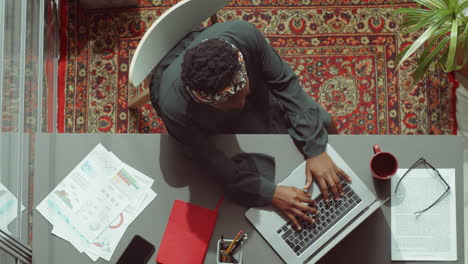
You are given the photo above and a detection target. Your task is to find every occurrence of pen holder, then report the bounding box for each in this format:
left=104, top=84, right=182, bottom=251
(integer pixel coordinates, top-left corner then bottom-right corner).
left=217, top=239, right=243, bottom=264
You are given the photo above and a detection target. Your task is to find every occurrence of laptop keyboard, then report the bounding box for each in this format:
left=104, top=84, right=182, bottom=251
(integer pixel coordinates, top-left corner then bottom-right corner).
left=276, top=180, right=361, bottom=256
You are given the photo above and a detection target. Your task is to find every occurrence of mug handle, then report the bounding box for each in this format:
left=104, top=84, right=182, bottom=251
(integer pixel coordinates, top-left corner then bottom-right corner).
left=373, top=144, right=381, bottom=154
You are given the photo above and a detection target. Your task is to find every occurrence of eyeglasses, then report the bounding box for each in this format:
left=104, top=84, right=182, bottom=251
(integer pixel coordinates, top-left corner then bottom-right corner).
left=394, top=157, right=450, bottom=215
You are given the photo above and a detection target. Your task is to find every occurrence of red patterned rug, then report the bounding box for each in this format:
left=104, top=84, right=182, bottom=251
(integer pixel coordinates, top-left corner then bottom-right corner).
left=58, top=0, right=456, bottom=135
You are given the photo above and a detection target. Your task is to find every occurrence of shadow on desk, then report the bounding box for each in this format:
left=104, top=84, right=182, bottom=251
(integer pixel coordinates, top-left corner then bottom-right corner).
left=318, top=209, right=390, bottom=263
left=158, top=134, right=227, bottom=195
left=158, top=134, right=245, bottom=243
left=158, top=134, right=243, bottom=187
left=372, top=177, right=391, bottom=201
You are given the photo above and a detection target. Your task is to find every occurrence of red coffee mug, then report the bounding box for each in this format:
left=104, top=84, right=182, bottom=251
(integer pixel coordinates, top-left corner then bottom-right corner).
left=370, top=144, right=398, bottom=179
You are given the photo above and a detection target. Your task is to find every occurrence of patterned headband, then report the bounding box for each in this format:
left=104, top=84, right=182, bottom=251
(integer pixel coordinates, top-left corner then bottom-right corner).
left=185, top=39, right=248, bottom=104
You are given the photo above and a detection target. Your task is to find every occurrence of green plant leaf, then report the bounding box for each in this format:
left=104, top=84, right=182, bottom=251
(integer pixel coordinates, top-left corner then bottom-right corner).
left=404, top=8, right=451, bottom=34
left=396, top=45, right=412, bottom=64
left=395, top=0, right=468, bottom=79
left=413, top=37, right=450, bottom=80
left=394, top=8, right=432, bottom=15
left=456, top=1, right=468, bottom=14
left=397, top=24, right=451, bottom=71
left=439, top=45, right=451, bottom=70
left=397, top=26, right=436, bottom=68
left=455, top=20, right=468, bottom=70
left=414, top=0, right=447, bottom=9
left=447, top=0, right=459, bottom=11
left=444, top=19, right=458, bottom=71
left=397, top=11, right=433, bottom=26
left=400, top=16, right=429, bottom=28
left=397, top=20, right=449, bottom=68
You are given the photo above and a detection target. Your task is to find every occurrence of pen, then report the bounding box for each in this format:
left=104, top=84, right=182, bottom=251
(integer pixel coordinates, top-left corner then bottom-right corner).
left=230, top=234, right=247, bottom=256
left=220, top=234, right=226, bottom=262
left=225, top=230, right=243, bottom=254
left=232, top=234, right=246, bottom=249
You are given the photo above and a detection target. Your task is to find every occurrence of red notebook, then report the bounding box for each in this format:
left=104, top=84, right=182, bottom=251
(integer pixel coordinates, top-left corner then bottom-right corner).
left=156, top=198, right=222, bottom=264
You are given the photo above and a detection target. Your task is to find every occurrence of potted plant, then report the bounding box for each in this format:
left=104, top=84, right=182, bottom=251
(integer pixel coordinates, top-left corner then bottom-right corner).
left=395, top=0, right=468, bottom=135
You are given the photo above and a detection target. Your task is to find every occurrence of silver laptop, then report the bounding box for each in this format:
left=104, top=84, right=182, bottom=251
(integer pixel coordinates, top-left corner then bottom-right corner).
left=245, top=144, right=385, bottom=263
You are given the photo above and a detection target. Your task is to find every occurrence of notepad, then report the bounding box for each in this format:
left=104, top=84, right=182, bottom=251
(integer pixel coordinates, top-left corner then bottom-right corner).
left=156, top=199, right=221, bottom=264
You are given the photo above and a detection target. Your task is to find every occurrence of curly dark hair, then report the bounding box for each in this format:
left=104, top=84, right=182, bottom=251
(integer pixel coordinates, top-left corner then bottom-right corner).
left=181, top=39, right=241, bottom=95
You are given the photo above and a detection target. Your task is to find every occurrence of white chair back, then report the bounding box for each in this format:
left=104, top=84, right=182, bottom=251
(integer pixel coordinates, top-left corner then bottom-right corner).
left=129, top=0, right=230, bottom=87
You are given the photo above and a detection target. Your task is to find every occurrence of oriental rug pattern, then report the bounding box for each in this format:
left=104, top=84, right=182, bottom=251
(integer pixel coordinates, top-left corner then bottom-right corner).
left=58, top=0, right=455, bottom=135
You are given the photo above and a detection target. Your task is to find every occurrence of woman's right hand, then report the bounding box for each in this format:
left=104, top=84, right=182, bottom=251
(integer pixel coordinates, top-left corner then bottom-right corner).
left=271, top=185, right=318, bottom=230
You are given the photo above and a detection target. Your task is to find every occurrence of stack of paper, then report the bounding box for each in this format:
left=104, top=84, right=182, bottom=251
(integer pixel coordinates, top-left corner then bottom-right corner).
left=0, top=183, right=25, bottom=232
left=36, top=144, right=157, bottom=262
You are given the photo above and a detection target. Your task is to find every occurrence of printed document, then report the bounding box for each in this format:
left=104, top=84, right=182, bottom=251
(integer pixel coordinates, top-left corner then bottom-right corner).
left=86, top=189, right=157, bottom=261
left=391, top=168, right=456, bottom=261
left=36, top=144, right=157, bottom=261
left=37, top=144, right=128, bottom=251
left=0, top=183, right=25, bottom=231
left=53, top=186, right=156, bottom=261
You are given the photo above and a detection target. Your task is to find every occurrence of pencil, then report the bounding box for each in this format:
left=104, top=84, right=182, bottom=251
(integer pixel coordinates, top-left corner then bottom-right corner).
left=230, top=234, right=247, bottom=255
left=225, top=230, right=243, bottom=254
left=229, top=240, right=242, bottom=256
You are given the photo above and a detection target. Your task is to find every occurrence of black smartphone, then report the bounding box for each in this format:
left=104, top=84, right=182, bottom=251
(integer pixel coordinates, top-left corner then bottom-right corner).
left=116, top=235, right=155, bottom=264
